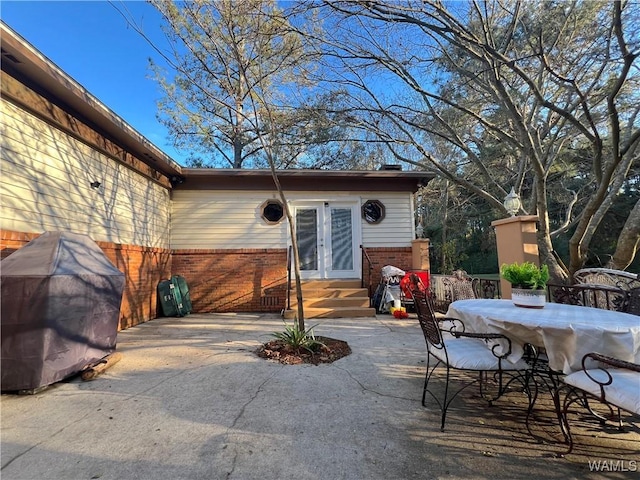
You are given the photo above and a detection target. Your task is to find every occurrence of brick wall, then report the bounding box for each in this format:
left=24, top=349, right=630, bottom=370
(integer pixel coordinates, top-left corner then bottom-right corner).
left=0, top=230, right=171, bottom=330
left=101, top=242, right=172, bottom=329
left=171, top=248, right=288, bottom=313
left=2, top=231, right=413, bottom=325
left=0, top=230, right=36, bottom=258
left=362, top=246, right=413, bottom=293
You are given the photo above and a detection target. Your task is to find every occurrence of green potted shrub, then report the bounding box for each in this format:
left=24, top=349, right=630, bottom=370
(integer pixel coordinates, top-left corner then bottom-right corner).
left=500, top=261, right=549, bottom=308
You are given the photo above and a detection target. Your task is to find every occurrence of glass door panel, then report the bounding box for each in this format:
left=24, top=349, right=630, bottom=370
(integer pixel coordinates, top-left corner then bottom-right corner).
left=330, top=207, right=353, bottom=271
left=293, top=202, right=359, bottom=279
left=296, top=208, right=318, bottom=271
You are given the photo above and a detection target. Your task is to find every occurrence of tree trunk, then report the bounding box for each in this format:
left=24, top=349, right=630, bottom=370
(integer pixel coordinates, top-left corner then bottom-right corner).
left=441, top=181, right=449, bottom=271
left=269, top=167, right=305, bottom=331
left=534, top=174, right=568, bottom=282
left=607, top=198, right=640, bottom=270
left=567, top=178, right=615, bottom=276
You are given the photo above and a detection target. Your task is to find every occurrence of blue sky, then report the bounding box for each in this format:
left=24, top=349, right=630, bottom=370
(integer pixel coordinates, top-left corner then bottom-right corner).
left=1, top=1, right=190, bottom=164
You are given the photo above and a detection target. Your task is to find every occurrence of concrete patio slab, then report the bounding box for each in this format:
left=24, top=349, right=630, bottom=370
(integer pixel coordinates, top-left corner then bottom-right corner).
left=1, top=314, right=638, bottom=479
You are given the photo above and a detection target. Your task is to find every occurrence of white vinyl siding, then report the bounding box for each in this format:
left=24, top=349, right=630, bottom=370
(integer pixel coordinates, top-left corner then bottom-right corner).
left=361, top=192, right=415, bottom=247
left=171, top=190, right=414, bottom=249
left=171, top=190, right=289, bottom=249
left=0, top=99, right=171, bottom=248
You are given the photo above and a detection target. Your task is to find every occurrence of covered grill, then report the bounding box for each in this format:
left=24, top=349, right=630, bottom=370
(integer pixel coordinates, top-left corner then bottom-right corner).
left=1, top=231, right=125, bottom=391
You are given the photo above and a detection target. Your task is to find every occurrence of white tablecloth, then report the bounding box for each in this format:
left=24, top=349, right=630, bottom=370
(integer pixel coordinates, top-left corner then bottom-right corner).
left=446, top=299, right=640, bottom=374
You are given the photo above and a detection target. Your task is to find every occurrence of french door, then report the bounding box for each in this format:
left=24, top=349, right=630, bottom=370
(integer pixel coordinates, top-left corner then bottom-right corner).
left=293, top=202, right=360, bottom=279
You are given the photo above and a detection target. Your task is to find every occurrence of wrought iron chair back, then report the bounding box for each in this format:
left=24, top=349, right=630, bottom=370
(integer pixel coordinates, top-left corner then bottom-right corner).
left=442, top=273, right=478, bottom=303
left=408, top=273, right=529, bottom=431
left=573, top=268, right=640, bottom=291
left=429, top=271, right=501, bottom=313
left=411, top=278, right=446, bottom=352
left=475, top=278, right=500, bottom=299
left=560, top=352, right=640, bottom=453
left=548, top=283, right=629, bottom=312
left=626, top=287, right=640, bottom=316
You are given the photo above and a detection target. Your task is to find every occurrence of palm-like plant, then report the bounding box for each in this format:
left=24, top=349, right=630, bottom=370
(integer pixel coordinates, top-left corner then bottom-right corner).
left=271, top=321, right=326, bottom=354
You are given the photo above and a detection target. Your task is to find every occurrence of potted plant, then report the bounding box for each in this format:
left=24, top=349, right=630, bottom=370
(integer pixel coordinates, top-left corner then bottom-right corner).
left=500, top=261, right=550, bottom=308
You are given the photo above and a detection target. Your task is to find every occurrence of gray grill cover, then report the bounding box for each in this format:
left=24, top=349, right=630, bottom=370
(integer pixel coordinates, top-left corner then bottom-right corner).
left=1, top=232, right=125, bottom=391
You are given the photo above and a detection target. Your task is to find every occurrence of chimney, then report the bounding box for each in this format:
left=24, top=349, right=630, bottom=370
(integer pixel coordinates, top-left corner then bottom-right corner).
left=379, top=164, right=402, bottom=171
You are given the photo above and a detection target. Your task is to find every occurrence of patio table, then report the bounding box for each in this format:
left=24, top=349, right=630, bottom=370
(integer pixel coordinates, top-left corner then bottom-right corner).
left=446, top=299, right=640, bottom=375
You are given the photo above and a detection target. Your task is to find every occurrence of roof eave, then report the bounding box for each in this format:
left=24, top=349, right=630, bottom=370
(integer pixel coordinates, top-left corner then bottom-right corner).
left=177, top=168, right=434, bottom=192
left=0, top=21, right=182, bottom=178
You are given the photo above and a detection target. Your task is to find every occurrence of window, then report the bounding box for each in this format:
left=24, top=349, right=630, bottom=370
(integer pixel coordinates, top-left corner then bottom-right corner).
left=362, top=200, right=385, bottom=224
left=261, top=199, right=284, bottom=224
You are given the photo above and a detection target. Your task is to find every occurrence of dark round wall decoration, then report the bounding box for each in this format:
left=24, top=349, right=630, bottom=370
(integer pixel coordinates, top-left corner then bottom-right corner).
left=261, top=199, right=284, bottom=224
left=362, top=200, right=385, bottom=224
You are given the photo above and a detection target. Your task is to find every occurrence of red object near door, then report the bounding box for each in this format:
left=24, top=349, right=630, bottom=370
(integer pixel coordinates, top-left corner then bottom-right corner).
left=400, top=270, right=430, bottom=300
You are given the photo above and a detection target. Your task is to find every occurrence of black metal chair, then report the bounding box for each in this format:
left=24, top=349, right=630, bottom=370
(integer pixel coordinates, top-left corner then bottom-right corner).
left=548, top=283, right=629, bottom=312
left=442, top=270, right=478, bottom=302
left=559, top=353, right=640, bottom=453
left=626, top=287, right=640, bottom=316
left=409, top=274, right=530, bottom=430
left=573, top=268, right=640, bottom=291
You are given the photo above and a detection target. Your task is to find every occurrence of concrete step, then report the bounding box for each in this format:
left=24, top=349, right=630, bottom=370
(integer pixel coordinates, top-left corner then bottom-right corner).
left=293, top=279, right=362, bottom=289
left=296, top=287, right=368, bottom=298
left=284, top=279, right=373, bottom=319
left=283, top=306, right=376, bottom=319
left=289, top=297, right=370, bottom=308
